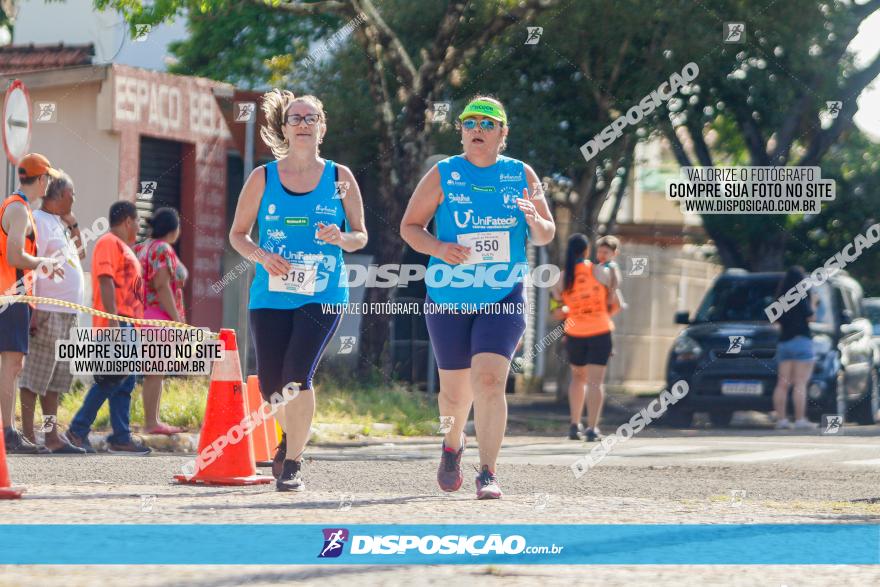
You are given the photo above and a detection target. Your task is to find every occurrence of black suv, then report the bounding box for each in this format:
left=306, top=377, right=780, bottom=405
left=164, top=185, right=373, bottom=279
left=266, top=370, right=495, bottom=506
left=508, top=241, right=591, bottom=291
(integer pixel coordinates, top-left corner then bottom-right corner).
left=665, top=269, right=879, bottom=427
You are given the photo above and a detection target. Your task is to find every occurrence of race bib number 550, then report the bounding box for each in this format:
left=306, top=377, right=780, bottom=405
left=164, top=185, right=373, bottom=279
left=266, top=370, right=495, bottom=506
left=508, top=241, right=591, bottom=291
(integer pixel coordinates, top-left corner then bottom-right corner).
left=269, top=264, right=317, bottom=295
left=457, top=231, right=510, bottom=265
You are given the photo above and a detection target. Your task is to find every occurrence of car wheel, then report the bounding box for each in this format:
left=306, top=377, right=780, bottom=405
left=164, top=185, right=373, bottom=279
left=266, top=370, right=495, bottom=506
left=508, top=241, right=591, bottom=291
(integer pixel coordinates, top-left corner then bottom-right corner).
left=709, top=410, right=734, bottom=427
left=659, top=405, right=694, bottom=428
left=851, top=368, right=879, bottom=425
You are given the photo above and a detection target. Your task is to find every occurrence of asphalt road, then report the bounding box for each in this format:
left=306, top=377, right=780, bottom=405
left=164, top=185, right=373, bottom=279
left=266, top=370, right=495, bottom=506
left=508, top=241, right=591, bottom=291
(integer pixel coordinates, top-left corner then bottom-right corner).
left=2, top=425, right=879, bottom=586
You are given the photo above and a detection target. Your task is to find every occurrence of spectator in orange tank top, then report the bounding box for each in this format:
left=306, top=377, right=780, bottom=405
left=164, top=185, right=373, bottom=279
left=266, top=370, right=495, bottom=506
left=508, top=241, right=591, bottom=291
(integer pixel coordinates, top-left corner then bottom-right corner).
left=1, top=153, right=64, bottom=455
left=551, top=233, right=621, bottom=443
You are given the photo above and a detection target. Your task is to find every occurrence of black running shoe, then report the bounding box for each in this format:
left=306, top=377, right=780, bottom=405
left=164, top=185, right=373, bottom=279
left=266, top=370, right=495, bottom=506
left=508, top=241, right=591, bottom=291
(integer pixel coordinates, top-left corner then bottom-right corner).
left=568, top=423, right=584, bottom=440
left=272, top=432, right=287, bottom=479
left=4, top=427, right=47, bottom=454
left=585, top=427, right=603, bottom=442
left=276, top=459, right=305, bottom=492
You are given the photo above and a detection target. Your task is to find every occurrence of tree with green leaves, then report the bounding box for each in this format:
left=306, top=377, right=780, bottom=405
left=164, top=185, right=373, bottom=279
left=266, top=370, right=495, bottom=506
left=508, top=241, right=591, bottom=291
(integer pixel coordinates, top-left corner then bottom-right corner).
left=653, top=0, right=880, bottom=270
left=786, top=130, right=880, bottom=296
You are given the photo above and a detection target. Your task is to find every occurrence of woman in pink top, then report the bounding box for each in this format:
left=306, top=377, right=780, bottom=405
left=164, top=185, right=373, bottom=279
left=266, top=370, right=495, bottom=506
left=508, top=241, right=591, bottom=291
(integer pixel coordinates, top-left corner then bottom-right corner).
left=135, top=207, right=188, bottom=435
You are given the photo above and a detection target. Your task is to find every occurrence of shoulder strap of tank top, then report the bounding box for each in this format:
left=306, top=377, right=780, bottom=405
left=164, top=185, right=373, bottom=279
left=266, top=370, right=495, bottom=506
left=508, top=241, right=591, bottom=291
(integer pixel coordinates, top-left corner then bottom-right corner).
left=264, top=161, right=278, bottom=187
left=318, top=159, right=336, bottom=193
left=0, top=194, right=28, bottom=237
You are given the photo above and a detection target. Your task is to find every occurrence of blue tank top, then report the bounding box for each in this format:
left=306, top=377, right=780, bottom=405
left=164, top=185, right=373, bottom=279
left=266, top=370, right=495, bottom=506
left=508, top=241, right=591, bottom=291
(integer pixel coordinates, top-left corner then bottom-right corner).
left=248, top=160, right=348, bottom=310
left=426, top=155, right=529, bottom=307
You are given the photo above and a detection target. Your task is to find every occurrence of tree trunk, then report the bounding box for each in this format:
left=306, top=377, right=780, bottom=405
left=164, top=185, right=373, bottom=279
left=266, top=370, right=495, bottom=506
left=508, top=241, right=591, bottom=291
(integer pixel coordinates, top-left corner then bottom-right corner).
left=749, top=232, right=787, bottom=271
left=356, top=141, right=426, bottom=378
left=356, top=226, right=401, bottom=380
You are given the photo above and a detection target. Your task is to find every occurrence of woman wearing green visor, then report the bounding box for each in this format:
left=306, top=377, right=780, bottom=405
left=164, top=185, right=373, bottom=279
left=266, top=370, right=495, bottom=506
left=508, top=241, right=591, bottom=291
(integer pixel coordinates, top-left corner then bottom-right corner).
left=401, top=95, right=555, bottom=499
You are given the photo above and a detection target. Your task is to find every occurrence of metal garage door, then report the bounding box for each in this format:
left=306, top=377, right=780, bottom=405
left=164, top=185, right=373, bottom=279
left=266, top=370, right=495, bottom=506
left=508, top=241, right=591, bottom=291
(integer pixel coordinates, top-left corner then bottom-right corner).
left=137, top=137, right=182, bottom=239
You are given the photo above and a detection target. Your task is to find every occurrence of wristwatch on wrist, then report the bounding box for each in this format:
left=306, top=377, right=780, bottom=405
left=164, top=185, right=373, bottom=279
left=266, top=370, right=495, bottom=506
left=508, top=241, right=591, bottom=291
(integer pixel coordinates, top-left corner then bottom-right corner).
left=68, top=222, right=79, bottom=229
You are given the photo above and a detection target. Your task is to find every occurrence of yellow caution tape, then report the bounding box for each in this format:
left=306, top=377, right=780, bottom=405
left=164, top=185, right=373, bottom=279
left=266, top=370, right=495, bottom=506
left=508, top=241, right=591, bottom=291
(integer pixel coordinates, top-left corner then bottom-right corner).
left=0, top=295, right=218, bottom=338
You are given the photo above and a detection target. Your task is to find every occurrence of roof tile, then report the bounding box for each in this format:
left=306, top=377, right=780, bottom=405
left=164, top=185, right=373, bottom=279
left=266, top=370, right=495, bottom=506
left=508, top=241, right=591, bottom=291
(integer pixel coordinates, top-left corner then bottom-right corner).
left=0, top=43, right=94, bottom=74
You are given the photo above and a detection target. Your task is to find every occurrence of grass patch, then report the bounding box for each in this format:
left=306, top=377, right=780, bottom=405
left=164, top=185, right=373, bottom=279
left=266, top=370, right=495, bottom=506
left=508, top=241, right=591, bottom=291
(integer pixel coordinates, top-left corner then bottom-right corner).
left=50, top=375, right=437, bottom=437
left=520, top=417, right=561, bottom=434
left=56, top=377, right=208, bottom=430
left=315, top=378, right=439, bottom=436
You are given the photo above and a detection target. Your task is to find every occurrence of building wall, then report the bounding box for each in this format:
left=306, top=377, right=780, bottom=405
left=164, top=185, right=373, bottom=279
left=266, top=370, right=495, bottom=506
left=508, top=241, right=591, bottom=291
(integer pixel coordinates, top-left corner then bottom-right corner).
left=598, top=138, right=702, bottom=227
left=0, top=79, right=120, bottom=272
left=110, top=64, right=233, bottom=330
left=2, top=65, right=235, bottom=332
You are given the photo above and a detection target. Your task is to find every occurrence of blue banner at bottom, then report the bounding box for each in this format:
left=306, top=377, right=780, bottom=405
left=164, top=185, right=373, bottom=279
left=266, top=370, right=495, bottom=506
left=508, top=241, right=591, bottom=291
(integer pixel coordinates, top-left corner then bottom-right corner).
left=0, top=524, right=877, bottom=565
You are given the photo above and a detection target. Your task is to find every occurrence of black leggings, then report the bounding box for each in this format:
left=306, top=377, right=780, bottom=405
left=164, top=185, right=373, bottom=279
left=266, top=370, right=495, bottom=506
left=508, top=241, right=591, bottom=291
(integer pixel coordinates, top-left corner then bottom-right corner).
left=249, top=305, right=341, bottom=401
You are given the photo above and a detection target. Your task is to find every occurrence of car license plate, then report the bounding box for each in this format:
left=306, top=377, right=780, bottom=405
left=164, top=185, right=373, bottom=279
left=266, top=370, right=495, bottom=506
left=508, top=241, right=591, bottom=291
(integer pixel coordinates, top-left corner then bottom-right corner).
left=721, top=380, right=763, bottom=396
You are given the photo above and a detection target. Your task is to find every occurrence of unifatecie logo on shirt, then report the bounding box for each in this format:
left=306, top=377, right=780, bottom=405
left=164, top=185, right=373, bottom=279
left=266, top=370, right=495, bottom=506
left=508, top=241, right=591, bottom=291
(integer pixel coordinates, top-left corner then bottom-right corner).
left=453, top=211, right=517, bottom=229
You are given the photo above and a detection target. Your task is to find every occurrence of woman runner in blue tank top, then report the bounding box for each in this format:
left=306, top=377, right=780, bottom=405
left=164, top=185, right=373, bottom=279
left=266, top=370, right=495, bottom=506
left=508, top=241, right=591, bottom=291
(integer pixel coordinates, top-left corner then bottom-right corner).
left=229, top=90, right=368, bottom=492
left=401, top=96, right=556, bottom=500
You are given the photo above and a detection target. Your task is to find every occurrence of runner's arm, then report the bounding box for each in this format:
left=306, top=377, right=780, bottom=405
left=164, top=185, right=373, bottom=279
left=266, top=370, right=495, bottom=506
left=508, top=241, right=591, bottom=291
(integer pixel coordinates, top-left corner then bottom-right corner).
left=522, top=165, right=555, bottom=246
left=334, top=165, right=368, bottom=252
left=229, top=167, right=290, bottom=277
left=229, top=167, right=267, bottom=260
left=550, top=271, right=568, bottom=321
left=550, top=270, right=564, bottom=301
left=400, top=165, right=470, bottom=264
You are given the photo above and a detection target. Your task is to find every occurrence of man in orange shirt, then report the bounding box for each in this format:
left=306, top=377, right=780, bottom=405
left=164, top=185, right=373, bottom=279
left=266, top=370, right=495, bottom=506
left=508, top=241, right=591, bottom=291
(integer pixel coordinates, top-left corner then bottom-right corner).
left=65, top=201, right=150, bottom=455
left=1, top=154, right=64, bottom=454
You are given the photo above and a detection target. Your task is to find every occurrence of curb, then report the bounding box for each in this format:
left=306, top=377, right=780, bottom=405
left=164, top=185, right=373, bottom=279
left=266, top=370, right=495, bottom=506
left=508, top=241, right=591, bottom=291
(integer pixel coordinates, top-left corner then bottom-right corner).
left=87, top=432, right=199, bottom=453
left=86, top=421, right=397, bottom=454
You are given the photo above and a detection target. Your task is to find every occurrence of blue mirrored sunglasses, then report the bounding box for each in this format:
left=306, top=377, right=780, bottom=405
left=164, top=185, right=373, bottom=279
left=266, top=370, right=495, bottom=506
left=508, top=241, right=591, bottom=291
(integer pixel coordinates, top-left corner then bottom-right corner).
left=461, top=118, right=497, bottom=131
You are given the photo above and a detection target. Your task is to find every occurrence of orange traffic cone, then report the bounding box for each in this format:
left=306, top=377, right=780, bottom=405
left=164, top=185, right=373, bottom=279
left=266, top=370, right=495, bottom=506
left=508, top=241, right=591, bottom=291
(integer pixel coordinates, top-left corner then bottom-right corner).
left=174, top=329, right=272, bottom=486
left=0, top=407, right=23, bottom=499
left=244, top=375, right=281, bottom=467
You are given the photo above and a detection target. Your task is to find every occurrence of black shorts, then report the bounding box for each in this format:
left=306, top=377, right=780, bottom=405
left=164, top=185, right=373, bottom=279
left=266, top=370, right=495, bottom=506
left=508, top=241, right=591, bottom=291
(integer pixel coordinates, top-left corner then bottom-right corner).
left=0, top=303, right=30, bottom=354
left=249, top=304, right=341, bottom=400
left=565, top=331, right=612, bottom=367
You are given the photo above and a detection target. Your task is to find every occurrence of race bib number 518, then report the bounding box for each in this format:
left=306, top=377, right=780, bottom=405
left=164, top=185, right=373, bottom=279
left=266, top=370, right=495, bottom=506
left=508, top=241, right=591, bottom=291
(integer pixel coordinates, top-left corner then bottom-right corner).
left=269, top=264, right=317, bottom=295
